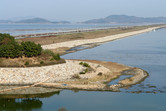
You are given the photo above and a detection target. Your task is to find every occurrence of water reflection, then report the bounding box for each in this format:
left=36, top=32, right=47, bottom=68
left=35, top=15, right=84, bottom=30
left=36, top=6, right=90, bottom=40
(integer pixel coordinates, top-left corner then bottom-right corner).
left=0, top=98, right=42, bottom=111
left=0, top=89, right=60, bottom=111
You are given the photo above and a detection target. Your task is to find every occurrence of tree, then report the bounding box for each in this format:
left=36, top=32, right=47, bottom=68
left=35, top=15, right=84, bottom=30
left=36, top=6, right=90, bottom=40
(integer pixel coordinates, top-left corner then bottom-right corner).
left=0, top=43, right=22, bottom=58
left=0, top=34, right=22, bottom=58
left=21, top=41, right=42, bottom=57
left=0, top=33, right=15, bottom=45
left=0, top=33, right=43, bottom=58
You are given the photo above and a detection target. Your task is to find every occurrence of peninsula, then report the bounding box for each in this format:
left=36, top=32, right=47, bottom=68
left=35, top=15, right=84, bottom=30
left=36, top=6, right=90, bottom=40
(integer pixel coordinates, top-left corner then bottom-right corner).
left=0, top=24, right=165, bottom=95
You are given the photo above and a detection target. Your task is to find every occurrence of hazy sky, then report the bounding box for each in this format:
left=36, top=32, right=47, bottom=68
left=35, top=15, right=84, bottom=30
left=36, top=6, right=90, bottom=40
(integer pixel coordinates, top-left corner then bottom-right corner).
left=1, top=0, right=166, bottom=21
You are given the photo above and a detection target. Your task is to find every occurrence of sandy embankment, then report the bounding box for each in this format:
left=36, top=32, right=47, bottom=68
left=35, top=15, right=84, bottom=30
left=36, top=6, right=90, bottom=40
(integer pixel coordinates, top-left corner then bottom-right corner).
left=0, top=60, right=110, bottom=85
left=42, top=27, right=160, bottom=50
left=0, top=60, right=148, bottom=92
left=0, top=60, right=111, bottom=92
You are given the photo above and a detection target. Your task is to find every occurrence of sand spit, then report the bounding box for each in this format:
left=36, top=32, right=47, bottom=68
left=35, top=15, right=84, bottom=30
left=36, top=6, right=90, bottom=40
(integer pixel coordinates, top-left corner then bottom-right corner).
left=42, top=27, right=160, bottom=50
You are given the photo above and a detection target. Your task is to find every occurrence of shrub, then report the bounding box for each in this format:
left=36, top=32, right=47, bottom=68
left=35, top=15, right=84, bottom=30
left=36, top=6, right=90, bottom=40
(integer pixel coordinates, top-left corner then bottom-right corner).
left=42, top=49, right=54, bottom=56
left=0, top=33, right=15, bottom=45
left=79, top=62, right=83, bottom=65
left=79, top=68, right=89, bottom=74
left=0, top=33, right=22, bottom=58
left=0, top=43, right=22, bottom=58
left=79, top=62, right=90, bottom=68
left=42, top=49, right=61, bottom=60
left=0, top=33, right=43, bottom=58
left=21, top=41, right=42, bottom=57
left=40, top=61, right=44, bottom=64
left=98, top=72, right=103, bottom=76
left=25, top=61, right=29, bottom=65
left=50, top=58, right=54, bottom=61
left=52, top=53, right=60, bottom=60
left=79, top=71, right=86, bottom=74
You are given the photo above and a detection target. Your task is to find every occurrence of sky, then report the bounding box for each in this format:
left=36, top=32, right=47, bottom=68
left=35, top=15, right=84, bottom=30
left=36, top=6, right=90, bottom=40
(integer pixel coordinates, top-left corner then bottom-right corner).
left=1, top=0, right=166, bottom=22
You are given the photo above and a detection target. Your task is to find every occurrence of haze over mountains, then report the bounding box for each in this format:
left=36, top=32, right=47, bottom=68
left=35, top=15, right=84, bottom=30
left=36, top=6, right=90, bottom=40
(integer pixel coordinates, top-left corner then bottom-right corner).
left=0, top=17, right=71, bottom=24
left=0, top=15, right=166, bottom=24
left=82, top=15, right=166, bottom=24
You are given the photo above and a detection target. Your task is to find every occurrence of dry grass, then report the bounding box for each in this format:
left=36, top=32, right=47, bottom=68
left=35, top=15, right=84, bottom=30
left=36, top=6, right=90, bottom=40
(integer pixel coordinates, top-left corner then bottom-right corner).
left=0, top=56, right=65, bottom=67
left=20, top=25, right=154, bottom=45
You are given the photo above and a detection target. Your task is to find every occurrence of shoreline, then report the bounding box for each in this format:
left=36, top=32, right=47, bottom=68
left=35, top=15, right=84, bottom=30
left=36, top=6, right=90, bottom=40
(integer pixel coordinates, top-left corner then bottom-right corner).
left=0, top=60, right=148, bottom=93
left=42, top=26, right=163, bottom=50
left=0, top=24, right=163, bottom=94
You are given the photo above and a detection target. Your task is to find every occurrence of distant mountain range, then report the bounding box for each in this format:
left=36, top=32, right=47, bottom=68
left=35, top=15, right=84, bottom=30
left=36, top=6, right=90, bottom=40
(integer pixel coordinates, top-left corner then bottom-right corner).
left=1, top=15, right=166, bottom=24
left=0, top=17, right=71, bottom=24
left=81, top=15, right=166, bottom=24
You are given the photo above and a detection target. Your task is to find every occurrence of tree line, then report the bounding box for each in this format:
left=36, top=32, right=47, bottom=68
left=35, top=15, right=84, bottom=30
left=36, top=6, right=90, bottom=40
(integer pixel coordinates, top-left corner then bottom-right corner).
left=0, top=33, right=42, bottom=58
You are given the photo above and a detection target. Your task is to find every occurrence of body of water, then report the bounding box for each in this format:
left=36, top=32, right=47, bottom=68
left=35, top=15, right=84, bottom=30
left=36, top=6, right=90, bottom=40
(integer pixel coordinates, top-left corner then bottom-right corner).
left=0, top=23, right=148, bottom=36
left=0, top=28, right=166, bottom=111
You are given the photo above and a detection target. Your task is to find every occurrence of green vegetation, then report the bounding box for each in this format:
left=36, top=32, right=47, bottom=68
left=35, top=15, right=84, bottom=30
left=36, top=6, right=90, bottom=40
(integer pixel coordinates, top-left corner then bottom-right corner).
left=21, top=41, right=42, bottom=57
left=0, top=33, right=42, bottom=58
left=24, top=61, right=29, bottom=66
left=79, top=62, right=91, bottom=68
left=0, top=33, right=64, bottom=67
left=42, top=49, right=61, bottom=61
left=79, top=68, right=89, bottom=74
left=40, top=61, right=44, bottom=64
left=79, top=62, right=93, bottom=74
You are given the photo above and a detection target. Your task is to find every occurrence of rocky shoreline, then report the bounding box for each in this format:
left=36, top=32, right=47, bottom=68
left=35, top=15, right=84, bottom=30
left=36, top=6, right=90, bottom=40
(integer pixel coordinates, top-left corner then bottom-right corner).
left=0, top=60, right=148, bottom=93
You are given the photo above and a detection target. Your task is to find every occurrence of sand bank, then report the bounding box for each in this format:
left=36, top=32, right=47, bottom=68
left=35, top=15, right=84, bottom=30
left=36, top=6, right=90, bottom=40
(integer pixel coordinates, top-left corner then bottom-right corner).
left=42, top=27, right=160, bottom=50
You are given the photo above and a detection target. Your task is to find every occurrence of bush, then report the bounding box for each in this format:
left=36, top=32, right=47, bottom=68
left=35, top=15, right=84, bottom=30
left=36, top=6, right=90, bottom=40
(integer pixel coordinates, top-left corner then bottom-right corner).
left=0, top=33, right=15, bottom=45
left=0, top=33, right=43, bottom=58
left=42, top=49, right=54, bottom=56
left=25, top=61, right=29, bottom=65
left=79, top=71, right=86, bottom=74
left=0, top=33, right=23, bottom=58
left=40, top=61, right=44, bottom=64
left=21, top=41, right=42, bottom=57
left=79, top=62, right=90, bottom=68
left=52, top=53, right=60, bottom=60
left=79, top=68, right=89, bottom=74
left=0, top=43, right=22, bottom=58
left=42, top=49, right=61, bottom=60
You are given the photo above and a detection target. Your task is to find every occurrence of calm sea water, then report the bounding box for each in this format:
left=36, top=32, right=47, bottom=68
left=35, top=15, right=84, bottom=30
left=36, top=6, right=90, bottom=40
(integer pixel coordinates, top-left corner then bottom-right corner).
left=0, top=23, right=147, bottom=36
left=0, top=28, right=166, bottom=111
